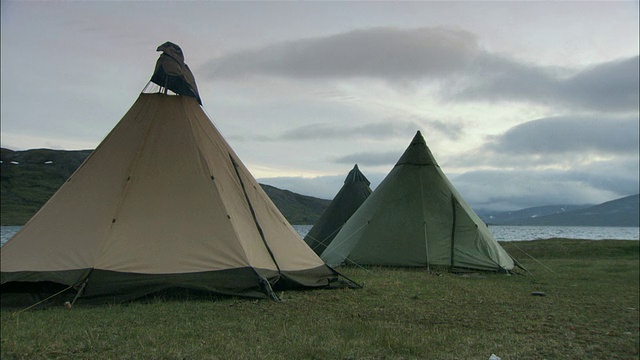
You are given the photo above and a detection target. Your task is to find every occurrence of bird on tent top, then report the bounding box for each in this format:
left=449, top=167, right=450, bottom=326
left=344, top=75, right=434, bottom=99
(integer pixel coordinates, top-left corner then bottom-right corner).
left=150, top=41, right=202, bottom=105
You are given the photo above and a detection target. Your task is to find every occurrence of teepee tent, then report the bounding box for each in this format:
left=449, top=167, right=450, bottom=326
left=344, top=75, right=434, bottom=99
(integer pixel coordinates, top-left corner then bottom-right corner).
left=1, top=43, right=347, bottom=306
left=321, top=131, right=515, bottom=272
left=304, top=164, right=372, bottom=255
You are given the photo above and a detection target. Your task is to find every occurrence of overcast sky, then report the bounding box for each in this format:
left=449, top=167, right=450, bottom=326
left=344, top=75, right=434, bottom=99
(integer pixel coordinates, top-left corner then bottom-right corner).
left=1, top=1, right=638, bottom=211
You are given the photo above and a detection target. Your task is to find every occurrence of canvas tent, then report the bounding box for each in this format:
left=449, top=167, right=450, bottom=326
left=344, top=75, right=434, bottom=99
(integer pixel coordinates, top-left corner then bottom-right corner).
left=1, top=43, right=349, bottom=307
left=304, top=164, right=372, bottom=255
left=321, top=131, right=515, bottom=272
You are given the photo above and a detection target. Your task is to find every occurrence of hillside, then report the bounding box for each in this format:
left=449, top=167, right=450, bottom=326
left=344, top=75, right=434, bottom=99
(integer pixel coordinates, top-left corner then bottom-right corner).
left=0, top=148, right=329, bottom=226
left=261, top=184, right=330, bottom=224
left=1, top=148, right=93, bottom=225
left=476, top=204, right=593, bottom=225
left=2, top=148, right=637, bottom=227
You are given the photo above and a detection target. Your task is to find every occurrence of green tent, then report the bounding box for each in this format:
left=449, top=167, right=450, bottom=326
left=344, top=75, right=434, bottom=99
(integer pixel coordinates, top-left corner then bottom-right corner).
left=1, top=43, right=351, bottom=307
left=304, top=164, right=372, bottom=255
left=321, top=131, right=515, bottom=272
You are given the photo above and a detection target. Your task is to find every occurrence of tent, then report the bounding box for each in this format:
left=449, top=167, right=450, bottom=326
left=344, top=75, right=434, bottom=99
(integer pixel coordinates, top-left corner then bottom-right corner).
left=321, top=131, right=515, bottom=272
left=1, top=43, right=350, bottom=307
left=304, top=164, right=372, bottom=255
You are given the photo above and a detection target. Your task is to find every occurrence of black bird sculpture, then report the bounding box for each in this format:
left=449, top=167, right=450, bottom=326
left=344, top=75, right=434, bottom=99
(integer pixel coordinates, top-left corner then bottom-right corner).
left=150, top=41, right=202, bottom=105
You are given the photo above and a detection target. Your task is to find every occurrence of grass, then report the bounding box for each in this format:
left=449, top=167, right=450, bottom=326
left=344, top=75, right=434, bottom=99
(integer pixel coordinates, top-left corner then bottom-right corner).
left=1, top=239, right=638, bottom=359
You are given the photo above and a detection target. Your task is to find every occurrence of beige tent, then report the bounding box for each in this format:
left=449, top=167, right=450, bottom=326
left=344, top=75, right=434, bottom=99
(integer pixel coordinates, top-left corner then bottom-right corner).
left=1, top=44, right=349, bottom=306
left=321, top=131, right=515, bottom=272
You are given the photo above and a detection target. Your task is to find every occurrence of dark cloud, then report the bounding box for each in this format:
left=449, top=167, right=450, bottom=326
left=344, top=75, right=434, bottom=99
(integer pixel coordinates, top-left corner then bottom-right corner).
left=201, top=25, right=638, bottom=113
left=334, top=151, right=402, bottom=166
left=561, top=56, right=639, bottom=111
left=201, top=27, right=480, bottom=81
left=278, top=121, right=415, bottom=141
left=435, top=114, right=639, bottom=211
left=450, top=166, right=639, bottom=211
left=452, top=55, right=640, bottom=112
left=251, top=118, right=462, bottom=142
left=483, top=115, right=639, bottom=155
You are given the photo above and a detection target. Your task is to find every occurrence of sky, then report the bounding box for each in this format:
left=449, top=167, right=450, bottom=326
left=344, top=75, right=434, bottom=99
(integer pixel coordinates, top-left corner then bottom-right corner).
left=1, top=1, right=638, bottom=211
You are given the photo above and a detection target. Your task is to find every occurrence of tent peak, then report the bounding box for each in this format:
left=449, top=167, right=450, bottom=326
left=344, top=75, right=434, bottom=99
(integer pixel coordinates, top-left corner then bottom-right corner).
left=395, top=130, right=438, bottom=167
left=345, top=164, right=370, bottom=185
left=411, top=131, right=426, bottom=145
left=150, top=42, right=202, bottom=105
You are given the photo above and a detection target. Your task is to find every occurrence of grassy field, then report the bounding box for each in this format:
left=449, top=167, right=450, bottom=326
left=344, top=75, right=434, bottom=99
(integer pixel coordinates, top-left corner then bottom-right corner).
left=1, top=239, right=638, bottom=359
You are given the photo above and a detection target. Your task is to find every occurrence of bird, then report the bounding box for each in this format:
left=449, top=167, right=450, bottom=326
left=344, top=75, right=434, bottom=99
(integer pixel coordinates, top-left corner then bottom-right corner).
left=150, top=41, right=202, bottom=105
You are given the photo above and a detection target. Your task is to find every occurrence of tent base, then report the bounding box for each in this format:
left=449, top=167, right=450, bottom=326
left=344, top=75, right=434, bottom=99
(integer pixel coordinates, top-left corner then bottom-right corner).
left=1, top=265, right=358, bottom=308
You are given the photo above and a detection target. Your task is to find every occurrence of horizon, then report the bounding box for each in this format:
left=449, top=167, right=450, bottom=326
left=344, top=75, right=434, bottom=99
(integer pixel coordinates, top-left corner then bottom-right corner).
left=1, top=145, right=638, bottom=213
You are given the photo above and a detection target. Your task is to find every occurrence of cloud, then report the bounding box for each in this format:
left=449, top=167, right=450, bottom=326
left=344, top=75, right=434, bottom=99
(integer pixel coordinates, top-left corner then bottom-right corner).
left=280, top=118, right=461, bottom=140
left=561, top=56, right=640, bottom=111
left=259, top=173, right=386, bottom=200
left=451, top=55, right=640, bottom=112
left=278, top=121, right=415, bottom=141
left=433, top=114, right=638, bottom=211
left=201, top=25, right=638, bottom=113
left=450, top=165, right=639, bottom=211
left=245, top=118, right=463, bottom=144
left=201, top=27, right=480, bottom=81
left=260, top=156, right=639, bottom=211
left=334, top=151, right=402, bottom=166
left=441, top=115, right=639, bottom=173
left=260, top=113, right=638, bottom=211
left=484, top=115, right=639, bottom=155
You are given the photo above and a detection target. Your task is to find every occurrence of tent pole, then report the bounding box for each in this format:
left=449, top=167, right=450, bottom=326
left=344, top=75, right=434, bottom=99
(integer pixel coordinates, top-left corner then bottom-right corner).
left=229, top=153, right=282, bottom=276
left=418, top=170, right=430, bottom=272
left=259, top=277, right=281, bottom=302
left=450, top=195, right=457, bottom=269
left=70, top=274, right=91, bottom=308
left=424, top=221, right=430, bottom=273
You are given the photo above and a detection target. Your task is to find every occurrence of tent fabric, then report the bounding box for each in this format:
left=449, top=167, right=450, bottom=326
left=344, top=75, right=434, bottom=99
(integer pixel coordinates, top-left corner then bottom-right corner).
left=321, top=131, right=515, bottom=272
left=150, top=42, right=202, bottom=105
left=304, top=165, right=372, bottom=255
left=1, top=93, right=346, bottom=306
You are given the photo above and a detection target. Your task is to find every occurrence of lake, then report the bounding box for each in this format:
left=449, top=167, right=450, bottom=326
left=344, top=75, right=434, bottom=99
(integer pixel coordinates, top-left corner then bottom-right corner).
left=1, top=225, right=638, bottom=247
left=292, top=225, right=639, bottom=242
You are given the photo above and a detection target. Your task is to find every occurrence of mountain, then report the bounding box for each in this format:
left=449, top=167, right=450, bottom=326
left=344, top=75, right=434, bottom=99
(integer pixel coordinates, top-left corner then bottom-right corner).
left=1, top=148, right=93, bottom=226
left=478, top=195, right=639, bottom=227
left=0, top=148, right=330, bottom=226
left=2, top=148, right=637, bottom=227
left=503, top=194, right=639, bottom=227
left=261, top=184, right=330, bottom=224
left=476, top=205, right=593, bottom=225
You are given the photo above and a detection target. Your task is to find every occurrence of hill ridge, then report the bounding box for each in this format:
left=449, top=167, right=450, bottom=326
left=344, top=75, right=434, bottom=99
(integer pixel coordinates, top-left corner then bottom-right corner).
left=0, top=148, right=329, bottom=226
left=1, top=148, right=637, bottom=227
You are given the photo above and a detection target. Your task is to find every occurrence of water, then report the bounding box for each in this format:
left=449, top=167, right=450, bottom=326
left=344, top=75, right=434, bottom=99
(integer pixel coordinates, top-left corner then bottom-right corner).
left=293, top=225, right=313, bottom=239
left=1, top=225, right=638, bottom=247
left=290, top=225, right=639, bottom=242
left=487, top=225, right=639, bottom=241
left=1, top=226, right=22, bottom=246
